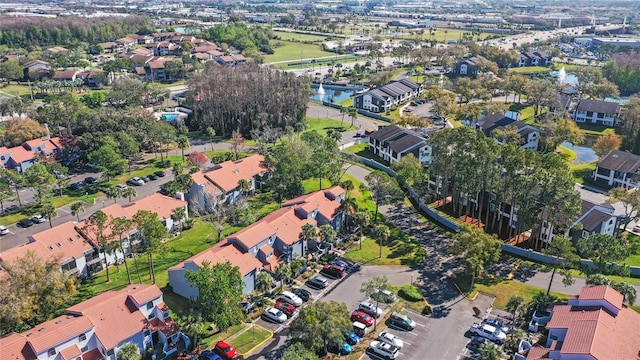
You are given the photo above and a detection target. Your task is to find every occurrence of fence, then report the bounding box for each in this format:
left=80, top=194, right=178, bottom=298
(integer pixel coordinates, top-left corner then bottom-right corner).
left=344, top=152, right=640, bottom=276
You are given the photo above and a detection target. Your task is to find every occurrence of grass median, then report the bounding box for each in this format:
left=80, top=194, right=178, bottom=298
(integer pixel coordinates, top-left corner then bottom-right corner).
left=232, top=325, right=272, bottom=355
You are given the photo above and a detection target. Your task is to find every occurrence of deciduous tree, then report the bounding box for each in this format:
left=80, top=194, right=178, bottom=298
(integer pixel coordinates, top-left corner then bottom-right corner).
left=364, top=170, right=401, bottom=224
left=133, top=210, right=167, bottom=284
left=542, top=236, right=580, bottom=295
left=449, top=225, right=502, bottom=288
left=577, top=234, right=630, bottom=276
left=593, top=134, right=622, bottom=157
left=188, top=151, right=209, bottom=168
left=185, top=261, right=244, bottom=331
left=289, top=301, right=352, bottom=355
left=3, top=117, right=48, bottom=147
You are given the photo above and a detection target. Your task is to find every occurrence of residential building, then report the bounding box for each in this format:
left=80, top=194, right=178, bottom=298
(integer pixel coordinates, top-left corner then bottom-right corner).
left=188, top=154, right=267, bottom=211
left=215, top=54, right=247, bottom=66
left=517, top=51, right=552, bottom=67
left=115, top=37, right=137, bottom=52
left=96, top=42, right=118, bottom=54
left=169, top=187, right=345, bottom=296
left=592, top=150, right=640, bottom=189
left=354, top=78, right=423, bottom=113
left=0, top=221, right=101, bottom=278
left=44, top=46, right=68, bottom=56
left=537, top=200, right=620, bottom=245
left=23, top=60, right=51, bottom=80
left=574, top=99, right=621, bottom=127
left=52, top=69, right=78, bottom=82
left=0, top=284, right=188, bottom=360
left=0, top=137, right=62, bottom=172
left=549, top=95, right=572, bottom=116
left=77, top=69, right=106, bottom=87
left=368, top=125, right=432, bottom=164
left=450, top=56, right=489, bottom=77
left=476, top=114, right=542, bottom=151
left=527, top=285, right=640, bottom=360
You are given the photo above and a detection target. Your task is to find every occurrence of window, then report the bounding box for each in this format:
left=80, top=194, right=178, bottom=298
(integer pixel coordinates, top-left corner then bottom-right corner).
left=107, top=349, right=115, bottom=356
left=148, top=312, right=156, bottom=320
left=582, top=230, right=589, bottom=238
left=48, top=348, right=56, bottom=356
left=81, top=346, right=88, bottom=353
left=144, top=330, right=151, bottom=336
left=146, top=301, right=154, bottom=310
left=79, top=333, right=86, bottom=342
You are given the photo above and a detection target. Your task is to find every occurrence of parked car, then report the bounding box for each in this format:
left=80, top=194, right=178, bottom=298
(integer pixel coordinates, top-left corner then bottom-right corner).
left=377, top=331, right=403, bottom=349
left=359, top=301, right=383, bottom=318
left=388, top=312, right=416, bottom=331
left=214, top=341, right=238, bottom=360
left=155, top=170, right=166, bottom=177
left=141, top=176, right=151, bottom=183
left=351, top=310, right=374, bottom=327
left=328, top=339, right=352, bottom=355
left=262, top=307, right=287, bottom=323
left=4, top=204, right=19, bottom=214
left=31, top=215, right=46, bottom=224
left=469, top=323, right=506, bottom=344
left=84, top=176, right=98, bottom=184
left=281, top=291, right=303, bottom=307
left=306, top=275, right=328, bottom=289
left=116, top=184, right=128, bottom=190
left=147, top=173, right=158, bottom=181
left=291, top=287, right=311, bottom=302
left=17, top=218, right=35, bottom=228
left=199, top=350, right=222, bottom=360
left=0, top=225, right=8, bottom=235
left=275, top=301, right=296, bottom=318
left=343, top=330, right=360, bottom=345
left=127, top=177, right=144, bottom=186
left=482, top=318, right=510, bottom=333
left=469, top=335, right=499, bottom=348
left=68, top=182, right=84, bottom=190
left=372, top=289, right=397, bottom=303
left=321, top=264, right=346, bottom=278
left=368, top=340, right=399, bottom=359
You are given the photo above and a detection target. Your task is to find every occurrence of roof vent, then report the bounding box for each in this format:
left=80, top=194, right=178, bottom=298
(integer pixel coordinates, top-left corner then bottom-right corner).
left=57, top=242, right=62, bottom=247
left=48, top=246, right=54, bottom=250
left=68, top=237, right=74, bottom=242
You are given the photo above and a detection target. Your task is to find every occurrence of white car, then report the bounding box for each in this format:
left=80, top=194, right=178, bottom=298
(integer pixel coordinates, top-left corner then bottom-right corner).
left=359, top=301, right=383, bottom=318
left=281, top=291, right=303, bottom=307
left=377, top=331, right=403, bottom=349
left=262, top=307, right=287, bottom=323
left=0, top=225, right=8, bottom=235
left=470, top=323, right=506, bottom=344
left=368, top=340, right=399, bottom=359
left=31, top=215, right=46, bottom=224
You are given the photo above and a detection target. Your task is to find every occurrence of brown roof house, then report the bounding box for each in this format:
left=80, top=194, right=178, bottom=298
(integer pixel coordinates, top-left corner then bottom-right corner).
left=526, top=285, right=640, bottom=360
left=188, top=154, right=267, bottom=211
left=592, top=150, right=640, bottom=189
left=0, top=284, right=188, bottom=360
left=23, top=60, right=51, bottom=80
left=169, top=187, right=346, bottom=296
left=574, top=99, right=622, bottom=127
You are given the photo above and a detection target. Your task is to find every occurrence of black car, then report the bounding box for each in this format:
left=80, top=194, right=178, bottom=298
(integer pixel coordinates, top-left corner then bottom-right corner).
left=18, top=218, right=35, bottom=228
left=147, top=173, right=158, bottom=181
left=291, top=287, right=312, bottom=302
left=84, top=176, right=98, bottom=184
left=4, top=204, right=19, bottom=214
left=68, top=182, right=84, bottom=190
left=155, top=170, right=166, bottom=177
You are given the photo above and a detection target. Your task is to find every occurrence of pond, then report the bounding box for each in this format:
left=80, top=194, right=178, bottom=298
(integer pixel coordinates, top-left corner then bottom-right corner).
left=309, top=84, right=356, bottom=103
left=562, top=141, right=598, bottom=164
left=549, top=68, right=579, bottom=85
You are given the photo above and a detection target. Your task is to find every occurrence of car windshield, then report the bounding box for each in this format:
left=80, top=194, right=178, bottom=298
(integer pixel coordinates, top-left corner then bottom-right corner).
left=493, top=329, right=502, bottom=336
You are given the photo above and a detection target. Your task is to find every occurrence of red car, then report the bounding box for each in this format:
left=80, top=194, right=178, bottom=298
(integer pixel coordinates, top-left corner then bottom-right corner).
left=275, top=301, right=296, bottom=317
left=215, top=341, right=238, bottom=360
left=322, top=264, right=346, bottom=278
left=351, top=310, right=374, bottom=327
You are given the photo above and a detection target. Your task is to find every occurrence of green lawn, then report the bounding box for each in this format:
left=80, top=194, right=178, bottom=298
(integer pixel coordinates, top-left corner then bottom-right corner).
left=508, top=66, right=552, bottom=74
left=344, top=143, right=390, bottom=166
left=0, top=83, right=32, bottom=97
left=345, top=227, right=426, bottom=267
left=265, top=41, right=336, bottom=63
left=201, top=324, right=246, bottom=349
left=508, top=103, right=535, bottom=121
left=335, top=97, right=353, bottom=107
left=273, top=31, right=328, bottom=43
left=231, top=325, right=272, bottom=355
left=556, top=145, right=577, bottom=163
left=454, top=274, right=569, bottom=309
left=570, top=162, right=596, bottom=184
left=306, top=116, right=355, bottom=136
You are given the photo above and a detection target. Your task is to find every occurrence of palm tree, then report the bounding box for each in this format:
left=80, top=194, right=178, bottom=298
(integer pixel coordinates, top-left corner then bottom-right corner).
left=373, top=224, right=390, bottom=258
left=506, top=295, right=525, bottom=324
left=319, top=224, right=337, bottom=245
left=354, top=211, right=371, bottom=250
left=84, top=210, right=113, bottom=282
left=176, top=135, right=190, bottom=160
left=123, top=186, right=137, bottom=202
left=41, top=201, right=57, bottom=228
left=274, top=263, right=292, bottom=290
left=175, top=311, right=207, bottom=350
left=206, top=126, right=216, bottom=152
left=70, top=202, right=85, bottom=222
left=339, top=106, right=348, bottom=125
left=111, top=216, right=134, bottom=284
left=237, top=179, right=252, bottom=198
left=339, top=195, right=358, bottom=231
left=171, top=207, right=187, bottom=233
left=300, top=223, right=317, bottom=256
left=256, top=271, right=273, bottom=295
left=104, top=185, right=123, bottom=204
left=347, top=106, right=358, bottom=127
left=116, top=342, right=141, bottom=360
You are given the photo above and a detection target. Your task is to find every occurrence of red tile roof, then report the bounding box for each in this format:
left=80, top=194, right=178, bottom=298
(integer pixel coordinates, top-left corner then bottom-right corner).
left=579, top=285, right=624, bottom=310
left=59, top=344, right=82, bottom=360
left=178, top=242, right=262, bottom=276
left=22, top=315, right=94, bottom=354
left=0, top=333, right=36, bottom=360
left=82, top=348, right=103, bottom=360
left=526, top=345, right=550, bottom=359
left=8, top=146, right=35, bottom=164
left=283, top=186, right=344, bottom=221
left=49, top=137, right=62, bottom=149
left=147, top=317, right=180, bottom=339
left=101, top=193, right=186, bottom=223
left=26, top=221, right=93, bottom=262
left=263, top=207, right=314, bottom=246
left=201, top=154, right=266, bottom=193
left=230, top=221, right=276, bottom=250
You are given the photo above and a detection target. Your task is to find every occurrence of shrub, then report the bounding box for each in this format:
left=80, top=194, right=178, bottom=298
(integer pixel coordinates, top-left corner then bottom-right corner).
left=421, top=304, right=432, bottom=316
left=398, top=285, right=423, bottom=302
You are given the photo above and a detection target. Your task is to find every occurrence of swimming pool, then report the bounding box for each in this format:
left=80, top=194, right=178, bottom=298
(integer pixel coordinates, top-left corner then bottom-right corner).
left=160, top=113, right=181, bottom=121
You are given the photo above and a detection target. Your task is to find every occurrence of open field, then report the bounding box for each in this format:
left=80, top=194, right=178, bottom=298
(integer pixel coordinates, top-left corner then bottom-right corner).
left=265, top=41, right=336, bottom=63
left=273, top=31, right=328, bottom=43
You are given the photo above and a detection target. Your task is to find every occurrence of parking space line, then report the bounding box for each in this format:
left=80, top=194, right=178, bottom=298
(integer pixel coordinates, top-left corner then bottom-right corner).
left=402, top=340, right=412, bottom=346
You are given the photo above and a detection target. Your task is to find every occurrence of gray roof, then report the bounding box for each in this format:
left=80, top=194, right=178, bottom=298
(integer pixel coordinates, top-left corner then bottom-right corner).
left=576, top=99, right=621, bottom=114
left=581, top=200, right=614, bottom=215
left=597, top=150, right=640, bottom=173
left=397, top=78, right=420, bottom=90
left=580, top=210, right=613, bottom=232
left=369, top=125, right=404, bottom=142
left=387, top=132, right=425, bottom=154
left=554, top=95, right=572, bottom=109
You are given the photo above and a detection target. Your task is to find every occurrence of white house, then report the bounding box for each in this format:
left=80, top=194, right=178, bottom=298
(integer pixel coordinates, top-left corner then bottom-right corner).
left=0, top=284, right=188, bottom=360
left=354, top=79, right=423, bottom=112
left=476, top=113, right=541, bottom=151
left=592, top=150, right=640, bottom=189
left=368, top=125, right=432, bottom=164
left=574, top=99, right=622, bottom=127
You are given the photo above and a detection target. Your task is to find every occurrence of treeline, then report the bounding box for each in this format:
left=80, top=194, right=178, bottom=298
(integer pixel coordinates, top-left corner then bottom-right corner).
left=0, top=16, right=154, bottom=48
left=186, top=64, right=309, bottom=138
left=203, top=22, right=275, bottom=53
left=602, top=54, right=640, bottom=95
